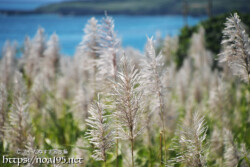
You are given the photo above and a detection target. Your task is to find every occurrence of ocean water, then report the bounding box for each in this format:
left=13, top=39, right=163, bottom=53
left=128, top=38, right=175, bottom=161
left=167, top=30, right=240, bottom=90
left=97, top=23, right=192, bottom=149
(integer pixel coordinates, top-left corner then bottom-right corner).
left=0, top=14, right=206, bottom=55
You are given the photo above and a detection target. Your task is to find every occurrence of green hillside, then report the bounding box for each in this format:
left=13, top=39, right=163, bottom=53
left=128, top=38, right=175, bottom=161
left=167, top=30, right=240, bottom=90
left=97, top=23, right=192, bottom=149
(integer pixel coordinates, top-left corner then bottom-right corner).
left=35, top=0, right=250, bottom=15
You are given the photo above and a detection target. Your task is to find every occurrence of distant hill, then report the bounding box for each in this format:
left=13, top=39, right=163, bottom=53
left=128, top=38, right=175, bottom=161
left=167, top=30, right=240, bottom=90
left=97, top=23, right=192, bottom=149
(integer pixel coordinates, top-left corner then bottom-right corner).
left=34, top=0, right=250, bottom=16
left=0, top=0, right=249, bottom=16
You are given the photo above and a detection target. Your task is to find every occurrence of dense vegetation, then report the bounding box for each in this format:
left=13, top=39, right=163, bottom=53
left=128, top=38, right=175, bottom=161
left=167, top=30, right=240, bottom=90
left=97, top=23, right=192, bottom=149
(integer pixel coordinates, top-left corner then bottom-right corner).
left=0, top=12, right=250, bottom=167
left=175, top=13, right=250, bottom=68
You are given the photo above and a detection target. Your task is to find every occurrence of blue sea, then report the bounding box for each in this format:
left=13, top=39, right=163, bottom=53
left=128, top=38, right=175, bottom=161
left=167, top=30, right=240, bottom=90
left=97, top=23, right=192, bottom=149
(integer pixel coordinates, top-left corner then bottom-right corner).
left=0, top=14, right=206, bottom=55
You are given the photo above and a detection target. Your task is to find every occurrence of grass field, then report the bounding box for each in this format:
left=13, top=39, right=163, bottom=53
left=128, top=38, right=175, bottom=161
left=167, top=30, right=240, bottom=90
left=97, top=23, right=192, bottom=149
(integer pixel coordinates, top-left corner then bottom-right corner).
left=0, top=13, right=249, bottom=167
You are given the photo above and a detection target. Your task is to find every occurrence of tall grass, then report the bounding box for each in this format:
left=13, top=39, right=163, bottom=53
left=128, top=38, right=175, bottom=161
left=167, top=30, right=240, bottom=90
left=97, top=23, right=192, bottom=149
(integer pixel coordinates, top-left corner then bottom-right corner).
left=0, top=13, right=249, bottom=167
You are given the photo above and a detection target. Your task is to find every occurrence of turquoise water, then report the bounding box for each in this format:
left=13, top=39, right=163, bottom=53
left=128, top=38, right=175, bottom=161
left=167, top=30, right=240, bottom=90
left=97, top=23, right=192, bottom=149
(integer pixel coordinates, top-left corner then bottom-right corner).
left=0, top=14, right=206, bottom=55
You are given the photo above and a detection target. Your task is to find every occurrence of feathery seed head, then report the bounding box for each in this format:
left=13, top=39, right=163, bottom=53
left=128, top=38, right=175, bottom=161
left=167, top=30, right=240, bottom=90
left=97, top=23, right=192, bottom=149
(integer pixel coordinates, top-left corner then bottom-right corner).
left=85, top=94, right=114, bottom=161
left=113, top=54, right=145, bottom=141
left=169, top=111, right=208, bottom=167
left=219, top=13, right=250, bottom=83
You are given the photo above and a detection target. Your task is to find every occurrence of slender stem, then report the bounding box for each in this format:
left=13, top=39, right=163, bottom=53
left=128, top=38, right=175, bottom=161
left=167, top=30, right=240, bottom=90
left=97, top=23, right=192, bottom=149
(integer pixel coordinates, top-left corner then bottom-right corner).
left=115, top=104, right=119, bottom=167
left=116, top=138, right=119, bottom=167
left=146, top=117, right=153, bottom=167
left=160, top=131, right=163, bottom=166
left=131, top=139, right=134, bottom=167
left=248, top=74, right=250, bottom=85
left=104, top=159, right=106, bottom=167
left=163, top=131, right=167, bottom=163
left=159, top=110, right=167, bottom=163
left=153, top=60, right=167, bottom=163
left=157, top=82, right=167, bottom=163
